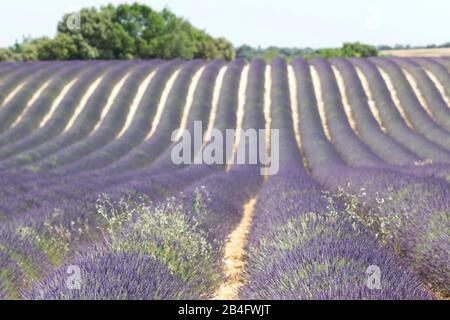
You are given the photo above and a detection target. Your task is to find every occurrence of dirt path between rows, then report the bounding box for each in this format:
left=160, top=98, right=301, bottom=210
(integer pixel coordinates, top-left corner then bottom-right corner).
left=213, top=197, right=257, bottom=300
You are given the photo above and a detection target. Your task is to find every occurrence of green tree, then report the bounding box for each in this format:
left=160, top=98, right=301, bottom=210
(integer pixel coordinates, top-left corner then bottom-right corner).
left=54, top=4, right=234, bottom=60
left=2, top=4, right=235, bottom=61
left=341, top=42, right=378, bottom=57
left=0, top=48, right=14, bottom=61
left=57, top=6, right=135, bottom=59
left=150, top=13, right=197, bottom=59
left=152, top=30, right=196, bottom=59
left=112, top=3, right=165, bottom=58
left=35, top=34, right=97, bottom=60
left=213, top=38, right=235, bottom=60
left=8, top=37, right=40, bottom=61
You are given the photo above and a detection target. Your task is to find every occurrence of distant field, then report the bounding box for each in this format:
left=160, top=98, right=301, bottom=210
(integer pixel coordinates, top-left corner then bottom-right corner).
left=381, top=47, right=450, bottom=57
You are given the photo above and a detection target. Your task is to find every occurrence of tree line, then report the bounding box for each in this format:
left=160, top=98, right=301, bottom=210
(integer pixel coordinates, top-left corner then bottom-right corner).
left=0, top=3, right=381, bottom=62
left=236, top=42, right=379, bottom=62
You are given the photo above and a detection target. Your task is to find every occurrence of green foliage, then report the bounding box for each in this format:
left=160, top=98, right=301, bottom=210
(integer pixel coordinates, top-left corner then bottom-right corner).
left=57, top=5, right=135, bottom=60
left=213, top=37, right=236, bottom=60
left=96, top=193, right=222, bottom=297
left=341, top=42, right=378, bottom=57
left=16, top=208, right=91, bottom=265
left=0, top=48, right=14, bottom=61
left=3, top=37, right=41, bottom=61
left=1, top=3, right=235, bottom=61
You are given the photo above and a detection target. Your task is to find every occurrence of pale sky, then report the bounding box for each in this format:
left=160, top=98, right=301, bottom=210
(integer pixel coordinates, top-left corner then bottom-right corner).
left=0, top=0, right=449, bottom=48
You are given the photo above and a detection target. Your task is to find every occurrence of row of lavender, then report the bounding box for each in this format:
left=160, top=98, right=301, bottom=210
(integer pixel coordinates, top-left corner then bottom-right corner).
left=0, top=59, right=264, bottom=299
left=0, top=57, right=449, bottom=299
left=0, top=57, right=449, bottom=185
left=242, top=58, right=449, bottom=299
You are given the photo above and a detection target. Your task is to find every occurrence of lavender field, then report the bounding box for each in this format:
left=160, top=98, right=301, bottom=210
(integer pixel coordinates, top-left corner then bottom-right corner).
left=0, top=57, right=449, bottom=300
